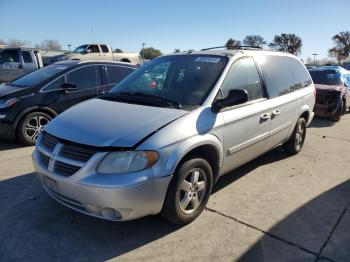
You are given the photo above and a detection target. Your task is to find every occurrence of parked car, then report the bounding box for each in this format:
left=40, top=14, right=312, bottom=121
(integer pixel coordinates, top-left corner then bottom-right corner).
left=309, top=66, right=350, bottom=121
left=0, top=47, right=43, bottom=82
left=0, top=60, right=137, bottom=145
left=50, top=44, right=140, bottom=64
left=33, top=49, right=315, bottom=225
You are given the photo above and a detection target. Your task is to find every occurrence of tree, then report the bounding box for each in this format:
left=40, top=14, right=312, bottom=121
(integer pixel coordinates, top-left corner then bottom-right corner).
left=7, top=39, right=29, bottom=47
left=328, top=31, right=350, bottom=64
left=0, top=39, right=6, bottom=45
left=243, top=35, right=266, bottom=48
left=174, top=48, right=181, bottom=53
left=140, top=47, right=162, bottom=59
left=269, top=33, right=302, bottom=55
left=35, top=39, right=61, bottom=50
left=115, top=48, right=123, bottom=53
left=225, top=38, right=241, bottom=50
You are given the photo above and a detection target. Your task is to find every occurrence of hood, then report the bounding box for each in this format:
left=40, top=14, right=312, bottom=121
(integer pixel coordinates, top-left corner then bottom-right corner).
left=315, top=84, right=347, bottom=96
left=45, top=98, right=188, bottom=148
left=0, top=84, right=33, bottom=98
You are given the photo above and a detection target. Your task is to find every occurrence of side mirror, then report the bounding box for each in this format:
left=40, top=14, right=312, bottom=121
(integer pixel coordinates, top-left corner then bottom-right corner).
left=84, top=49, right=91, bottom=54
left=212, top=89, right=249, bottom=113
left=60, top=83, right=78, bottom=93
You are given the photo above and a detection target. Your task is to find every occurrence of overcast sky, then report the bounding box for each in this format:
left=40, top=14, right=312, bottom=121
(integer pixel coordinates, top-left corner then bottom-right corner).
left=1, top=0, right=349, bottom=60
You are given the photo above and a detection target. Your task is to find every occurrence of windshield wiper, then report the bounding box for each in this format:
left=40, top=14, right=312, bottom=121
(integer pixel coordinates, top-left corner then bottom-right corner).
left=102, top=92, right=182, bottom=109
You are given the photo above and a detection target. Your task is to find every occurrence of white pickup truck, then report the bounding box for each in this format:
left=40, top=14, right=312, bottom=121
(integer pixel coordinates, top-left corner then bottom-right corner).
left=0, top=48, right=43, bottom=82
left=50, top=44, right=140, bottom=64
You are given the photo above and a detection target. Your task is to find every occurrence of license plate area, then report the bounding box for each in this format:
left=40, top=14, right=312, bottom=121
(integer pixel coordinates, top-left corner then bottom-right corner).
left=43, top=176, right=59, bottom=193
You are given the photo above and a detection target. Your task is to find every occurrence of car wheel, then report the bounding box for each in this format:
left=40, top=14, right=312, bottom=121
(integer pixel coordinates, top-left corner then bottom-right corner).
left=17, top=112, right=52, bottom=145
left=161, top=157, right=213, bottom=225
left=282, top=118, right=306, bottom=155
left=342, top=99, right=347, bottom=114
left=330, top=102, right=342, bottom=122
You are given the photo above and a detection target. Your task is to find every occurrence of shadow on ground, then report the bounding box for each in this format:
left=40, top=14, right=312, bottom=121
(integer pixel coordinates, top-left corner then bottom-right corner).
left=237, top=180, right=350, bottom=262
left=309, top=117, right=336, bottom=128
left=0, top=139, right=27, bottom=151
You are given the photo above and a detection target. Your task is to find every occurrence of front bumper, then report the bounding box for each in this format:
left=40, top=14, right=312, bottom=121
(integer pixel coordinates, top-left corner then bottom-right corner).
left=32, top=148, right=172, bottom=221
left=0, top=119, right=15, bottom=140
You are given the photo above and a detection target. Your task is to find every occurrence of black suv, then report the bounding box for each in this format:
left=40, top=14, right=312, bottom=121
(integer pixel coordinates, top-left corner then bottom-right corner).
left=0, top=60, right=137, bottom=145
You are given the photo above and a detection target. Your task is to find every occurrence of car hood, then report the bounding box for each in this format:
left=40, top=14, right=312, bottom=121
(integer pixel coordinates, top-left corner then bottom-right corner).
left=0, top=84, right=32, bottom=98
left=315, top=84, right=347, bottom=96
left=45, top=98, right=189, bottom=148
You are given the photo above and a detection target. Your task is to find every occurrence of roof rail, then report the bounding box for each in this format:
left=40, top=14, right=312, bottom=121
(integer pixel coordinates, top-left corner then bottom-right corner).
left=201, top=45, right=263, bottom=51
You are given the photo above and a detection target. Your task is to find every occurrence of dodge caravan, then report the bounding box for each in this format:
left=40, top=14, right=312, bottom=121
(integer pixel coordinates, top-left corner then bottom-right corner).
left=33, top=48, right=315, bottom=224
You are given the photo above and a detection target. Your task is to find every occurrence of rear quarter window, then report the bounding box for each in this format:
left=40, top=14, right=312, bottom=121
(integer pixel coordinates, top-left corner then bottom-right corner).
left=256, top=55, right=312, bottom=98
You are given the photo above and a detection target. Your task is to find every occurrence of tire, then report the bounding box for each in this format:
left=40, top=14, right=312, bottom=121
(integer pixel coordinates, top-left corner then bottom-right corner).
left=161, top=157, right=213, bottom=225
left=282, top=118, right=307, bottom=155
left=17, top=112, right=52, bottom=145
left=342, top=99, right=347, bottom=114
left=330, top=102, right=342, bottom=122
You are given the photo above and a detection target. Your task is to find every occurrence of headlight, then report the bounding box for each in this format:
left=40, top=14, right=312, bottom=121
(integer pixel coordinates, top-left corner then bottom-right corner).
left=0, top=98, right=18, bottom=109
left=97, top=151, right=159, bottom=174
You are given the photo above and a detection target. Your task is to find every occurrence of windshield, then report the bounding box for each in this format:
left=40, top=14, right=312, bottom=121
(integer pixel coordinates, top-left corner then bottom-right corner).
left=106, top=55, right=227, bottom=108
left=73, top=45, right=88, bottom=53
left=10, top=64, right=68, bottom=87
left=309, top=70, right=343, bottom=85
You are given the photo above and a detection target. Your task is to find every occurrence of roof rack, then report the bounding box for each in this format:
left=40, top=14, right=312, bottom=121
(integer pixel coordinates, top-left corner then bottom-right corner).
left=201, top=45, right=263, bottom=51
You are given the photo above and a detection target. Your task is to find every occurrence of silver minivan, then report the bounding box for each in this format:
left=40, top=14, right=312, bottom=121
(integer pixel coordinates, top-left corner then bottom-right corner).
left=32, top=49, right=315, bottom=224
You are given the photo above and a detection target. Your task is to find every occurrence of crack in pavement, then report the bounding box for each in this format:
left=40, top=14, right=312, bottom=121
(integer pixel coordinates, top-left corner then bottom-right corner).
left=205, top=207, right=336, bottom=262
left=314, top=202, right=350, bottom=262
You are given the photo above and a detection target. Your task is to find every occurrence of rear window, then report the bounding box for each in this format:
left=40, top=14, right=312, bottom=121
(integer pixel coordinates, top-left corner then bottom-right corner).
left=107, top=65, right=134, bottom=85
left=256, top=55, right=312, bottom=98
left=22, top=51, right=33, bottom=63
left=100, top=45, right=109, bottom=53
left=309, top=70, right=343, bottom=85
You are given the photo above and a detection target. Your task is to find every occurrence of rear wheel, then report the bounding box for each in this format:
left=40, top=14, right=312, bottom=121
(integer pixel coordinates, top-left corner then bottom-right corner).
left=161, top=157, right=213, bottom=225
left=282, top=118, right=306, bottom=155
left=330, top=101, right=342, bottom=122
left=17, top=112, right=52, bottom=145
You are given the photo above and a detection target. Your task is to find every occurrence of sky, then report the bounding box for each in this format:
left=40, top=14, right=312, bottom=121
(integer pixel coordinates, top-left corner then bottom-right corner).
left=0, top=0, right=349, bottom=60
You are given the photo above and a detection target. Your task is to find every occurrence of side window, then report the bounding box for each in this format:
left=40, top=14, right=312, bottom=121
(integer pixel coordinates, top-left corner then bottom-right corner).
left=0, top=50, right=20, bottom=63
left=22, top=51, right=33, bottom=63
left=100, top=45, right=109, bottom=53
left=221, top=57, right=263, bottom=101
left=287, top=58, right=312, bottom=90
left=256, top=55, right=294, bottom=98
left=43, top=76, right=65, bottom=91
left=66, top=66, right=101, bottom=89
left=87, top=45, right=100, bottom=53
left=107, top=66, right=134, bottom=85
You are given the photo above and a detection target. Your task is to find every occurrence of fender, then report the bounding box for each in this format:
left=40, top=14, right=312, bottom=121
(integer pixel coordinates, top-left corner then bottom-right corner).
left=14, top=106, right=58, bottom=130
left=164, top=133, right=224, bottom=175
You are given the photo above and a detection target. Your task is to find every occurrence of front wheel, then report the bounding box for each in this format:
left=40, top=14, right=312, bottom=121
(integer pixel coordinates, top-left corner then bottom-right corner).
left=17, top=112, right=52, bottom=145
left=161, top=157, right=213, bottom=225
left=282, top=118, right=306, bottom=155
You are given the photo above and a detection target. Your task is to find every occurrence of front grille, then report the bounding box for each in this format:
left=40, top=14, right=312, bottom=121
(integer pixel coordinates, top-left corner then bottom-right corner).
left=41, top=133, right=58, bottom=150
left=38, top=132, right=98, bottom=177
left=60, top=144, right=96, bottom=162
left=39, top=152, right=50, bottom=166
left=55, top=161, right=81, bottom=177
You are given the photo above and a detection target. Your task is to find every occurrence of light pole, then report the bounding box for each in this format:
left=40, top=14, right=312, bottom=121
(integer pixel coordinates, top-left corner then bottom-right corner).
left=312, top=53, right=318, bottom=66
left=141, top=42, right=146, bottom=64
left=67, top=44, right=71, bottom=51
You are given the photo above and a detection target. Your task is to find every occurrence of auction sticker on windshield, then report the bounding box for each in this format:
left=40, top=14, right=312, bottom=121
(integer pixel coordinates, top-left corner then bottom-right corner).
left=194, top=57, right=221, bottom=63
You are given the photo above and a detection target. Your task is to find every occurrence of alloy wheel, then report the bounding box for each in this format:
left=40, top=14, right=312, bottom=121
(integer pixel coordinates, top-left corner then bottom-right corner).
left=24, top=115, right=50, bottom=142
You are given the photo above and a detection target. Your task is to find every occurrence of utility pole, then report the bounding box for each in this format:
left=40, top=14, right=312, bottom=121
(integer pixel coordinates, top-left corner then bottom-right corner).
left=312, top=53, right=318, bottom=66
left=67, top=44, right=71, bottom=51
left=142, top=42, right=146, bottom=64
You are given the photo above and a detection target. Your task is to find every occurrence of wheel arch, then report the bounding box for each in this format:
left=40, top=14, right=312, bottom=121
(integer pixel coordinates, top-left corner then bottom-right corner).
left=165, top=135, right=223, bottom=183
left=14, top=106, right=58, bottom=131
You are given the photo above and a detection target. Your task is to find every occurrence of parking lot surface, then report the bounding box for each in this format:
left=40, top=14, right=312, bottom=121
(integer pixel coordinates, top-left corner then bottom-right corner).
left=0, top=115, right=349, bottom=262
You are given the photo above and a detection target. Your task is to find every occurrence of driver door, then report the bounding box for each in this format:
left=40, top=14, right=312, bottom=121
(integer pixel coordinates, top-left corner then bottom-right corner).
left=0, top=49, right=24, bottom=82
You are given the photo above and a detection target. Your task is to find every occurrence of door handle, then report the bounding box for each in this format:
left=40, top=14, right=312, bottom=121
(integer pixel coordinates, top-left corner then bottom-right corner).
left=18, top=64, right=23, bottom=69
left=260, top=113, right=270, bottom=123
left=271, top=110, right=280, bottom=118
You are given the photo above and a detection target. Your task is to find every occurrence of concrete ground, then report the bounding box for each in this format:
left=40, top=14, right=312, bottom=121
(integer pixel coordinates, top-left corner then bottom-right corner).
left=0, top=115, right=349, bottom=262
